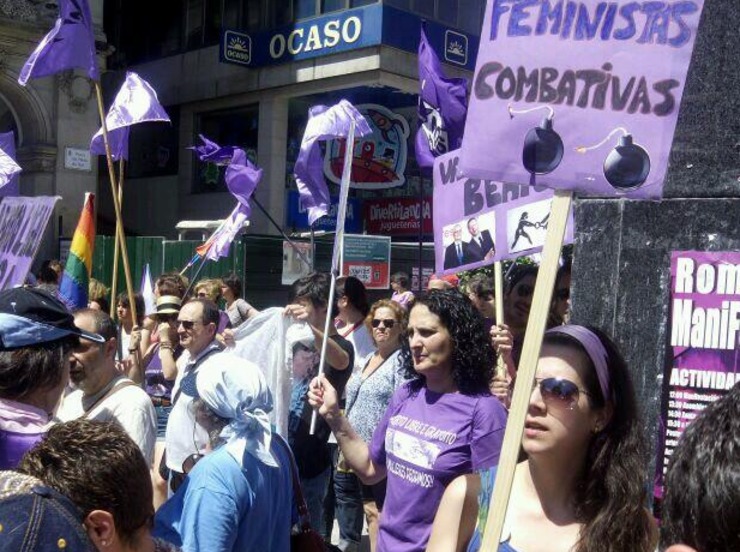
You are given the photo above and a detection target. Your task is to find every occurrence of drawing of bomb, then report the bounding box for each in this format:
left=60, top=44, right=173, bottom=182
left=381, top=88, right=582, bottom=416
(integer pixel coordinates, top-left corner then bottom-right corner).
left=508, top=104, right=564, bottom=178
left=576, top=128, right=651, bottom=191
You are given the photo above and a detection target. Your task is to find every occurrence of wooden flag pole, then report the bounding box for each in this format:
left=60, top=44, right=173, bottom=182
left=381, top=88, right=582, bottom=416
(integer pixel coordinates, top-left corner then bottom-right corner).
left=479, top=190, right=573, bottom=551
left=93, top=82, right=139, bottom=325
left=493, top=261, right=507, bottom=378
left=109, top=158, right=125, bottom=319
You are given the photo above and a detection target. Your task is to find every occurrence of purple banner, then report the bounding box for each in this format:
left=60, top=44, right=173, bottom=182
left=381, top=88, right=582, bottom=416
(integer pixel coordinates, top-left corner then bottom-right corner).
left=0, top=196, right=60, bottom=290
left=432, top=150, right=573, bottom=275
left=654, top=251, right=740, bottom=508
left=461, top=0, right=705, bottom=199
left=0, top=132, right=20, bottom=197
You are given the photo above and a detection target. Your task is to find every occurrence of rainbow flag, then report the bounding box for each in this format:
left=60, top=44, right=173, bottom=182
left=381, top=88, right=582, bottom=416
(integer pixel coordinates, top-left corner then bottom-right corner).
left=59, top=193, right=95, bottom=310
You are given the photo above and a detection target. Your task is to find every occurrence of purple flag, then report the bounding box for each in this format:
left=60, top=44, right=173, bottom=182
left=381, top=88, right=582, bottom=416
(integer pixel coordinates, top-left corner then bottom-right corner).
left=190, top=140, right=261, bottom=260
left=415, top=27, right=468, bottom=170
left=294, top=100, right=372, bottom=226
left=190, top=134, right=238, bottom=165
left=0, top=133, right=21, bottom=195
left=90, top=72, right=170, bottom=161
left=18, top=0, right=98, bottom=86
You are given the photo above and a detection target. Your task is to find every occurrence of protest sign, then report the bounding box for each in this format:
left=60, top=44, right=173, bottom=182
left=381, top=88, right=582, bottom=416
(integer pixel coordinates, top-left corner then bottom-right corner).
left=0, top=196, right=60, bottom=290
left=411, top=266, right=434, bottom=292
left=461, top=0, right=705, bottom=199
left=282, top=240, right=313, bottom=285
left=653, top=251, right=740, bottom=507
left=433, top=150, right=573, bottom=275
left=342, top=234, right=391, bottom=289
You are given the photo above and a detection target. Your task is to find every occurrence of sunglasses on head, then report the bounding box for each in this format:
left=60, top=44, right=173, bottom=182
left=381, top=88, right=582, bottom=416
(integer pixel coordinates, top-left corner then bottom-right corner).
left=555, top=288, right=570, bottom=301
left=533, top=377, right=591, bottom=410
left=371, top=318, right=396, bottom=329
left=517, top=284, right=534, bottom=298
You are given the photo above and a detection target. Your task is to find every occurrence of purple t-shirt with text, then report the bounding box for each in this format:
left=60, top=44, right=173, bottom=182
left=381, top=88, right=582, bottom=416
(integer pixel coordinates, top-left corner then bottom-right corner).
left=369, top=383, right=507, bottom=552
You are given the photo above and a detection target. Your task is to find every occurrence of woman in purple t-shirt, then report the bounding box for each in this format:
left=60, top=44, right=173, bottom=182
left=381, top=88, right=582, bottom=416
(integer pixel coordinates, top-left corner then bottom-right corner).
left=309, top=290, right=507, bottom=552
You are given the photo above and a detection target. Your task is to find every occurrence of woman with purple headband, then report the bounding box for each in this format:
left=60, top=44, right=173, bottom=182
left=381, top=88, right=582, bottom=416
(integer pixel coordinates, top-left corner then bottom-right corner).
left=427, top=325, right=657, bottom=552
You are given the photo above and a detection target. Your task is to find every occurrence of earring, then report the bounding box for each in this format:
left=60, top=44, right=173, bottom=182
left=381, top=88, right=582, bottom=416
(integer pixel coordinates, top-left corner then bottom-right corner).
left=592, top=425, right=601, bottom=434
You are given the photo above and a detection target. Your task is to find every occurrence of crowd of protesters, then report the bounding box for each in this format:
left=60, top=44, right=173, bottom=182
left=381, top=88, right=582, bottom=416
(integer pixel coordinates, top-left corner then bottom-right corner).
left=0, top=259, right=736, bottom=552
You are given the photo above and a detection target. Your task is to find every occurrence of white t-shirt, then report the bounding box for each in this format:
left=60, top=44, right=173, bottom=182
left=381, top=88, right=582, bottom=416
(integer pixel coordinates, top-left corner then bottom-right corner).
left=58, top=377, right=157, bottom=465
left=337, top=321, right=376, bottom=374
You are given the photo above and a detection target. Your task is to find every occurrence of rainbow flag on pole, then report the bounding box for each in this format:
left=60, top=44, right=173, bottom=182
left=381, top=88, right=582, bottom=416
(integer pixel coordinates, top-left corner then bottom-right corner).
left=59, top=193, right=95, bottom=310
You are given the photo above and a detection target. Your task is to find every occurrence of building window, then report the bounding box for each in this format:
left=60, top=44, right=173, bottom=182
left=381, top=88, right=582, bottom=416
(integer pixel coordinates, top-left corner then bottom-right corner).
left=194, top=106, right=259, bottom=194
left=127, top=107, right=181, bottom=179
left=458, top=0, right=484, bottom=34
left=270, top=0, right=293, bottom=26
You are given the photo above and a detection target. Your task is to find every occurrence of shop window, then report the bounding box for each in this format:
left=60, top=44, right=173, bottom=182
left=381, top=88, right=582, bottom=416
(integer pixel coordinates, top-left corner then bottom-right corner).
left=295, top=0, right=319, bottom=20
left=194, top=106, right=259, bottom=194
left=270, top=0, right=293, bottom=26
left=350, top=0, right=377, bottom=7
left=412, top=0, right=434, bottom=18
left=458, top=0, right=484, bottom=34
left=126, top=106, right=181, bottom=179
left=384, top=0, right=411, bottom=11
left=322, top=0, right=345, bottom=13
left=438, top=0, right=458, bottom=26
left=185, top=0, right=205, bottom=49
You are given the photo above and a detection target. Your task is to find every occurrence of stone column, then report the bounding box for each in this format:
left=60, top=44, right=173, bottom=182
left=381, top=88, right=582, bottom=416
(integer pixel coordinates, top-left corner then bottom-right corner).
left=570, top=1, right=739, bottom=489
left=255, top=96, right=289, bottom=236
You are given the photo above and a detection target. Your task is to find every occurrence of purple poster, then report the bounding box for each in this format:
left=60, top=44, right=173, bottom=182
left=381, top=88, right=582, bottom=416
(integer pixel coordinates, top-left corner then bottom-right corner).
left=0, top=132, right=19, bottom=197
left=0, top=196, right=60, bottom=290
left=654, top=251, right=740, bottom=509
left=461, top=0, right=705, bottom=199
left=433, top=150, right=573, bottom=275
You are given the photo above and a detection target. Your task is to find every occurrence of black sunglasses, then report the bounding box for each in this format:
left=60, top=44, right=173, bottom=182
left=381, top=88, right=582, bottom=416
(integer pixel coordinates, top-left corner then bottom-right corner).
left=371, top=318, right=396, bottom=329
left=517, top=284, right=534, bottom=298
left=533, top=377, right=591, bottom=410
left=177, top=320, right=196, bottom=330
left=158, top=313, right=178, bottom=323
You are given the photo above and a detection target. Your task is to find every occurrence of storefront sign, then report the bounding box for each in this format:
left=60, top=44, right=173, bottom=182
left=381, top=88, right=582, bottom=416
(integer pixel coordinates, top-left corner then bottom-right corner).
left=461, top=0, right=705, bottom=199
left=220, top=4, right=383, bottom=68
left=285, top=190, right=362, bottom=233
left=364, top=196, right=432, bottom=237
left=653, top=251, right=740, bottom=506
left=221, top=4, right=479, bottom=71
left=342, top=234, right=391, bottom=289
left=0, top=196, right=60, bottom=290
left=324, top=104, right=409, bottom=190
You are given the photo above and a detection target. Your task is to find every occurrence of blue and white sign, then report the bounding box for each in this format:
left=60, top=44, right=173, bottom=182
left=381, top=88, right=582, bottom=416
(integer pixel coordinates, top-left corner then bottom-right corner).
left=223, top=31, right=251, bottom=66
left=220, top=4, right=479, bottom=71
left=285, top=191, right=363, bottom=233
left=444, top=30, right=468, bottom=66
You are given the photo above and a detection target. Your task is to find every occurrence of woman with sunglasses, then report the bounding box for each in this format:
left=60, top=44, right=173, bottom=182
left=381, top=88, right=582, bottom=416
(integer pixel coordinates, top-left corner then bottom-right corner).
left=427, top=325, right=657, bottom=552
left=334, top=299, right=410, bottom=552
left=309, top=290, right=507, bottom=552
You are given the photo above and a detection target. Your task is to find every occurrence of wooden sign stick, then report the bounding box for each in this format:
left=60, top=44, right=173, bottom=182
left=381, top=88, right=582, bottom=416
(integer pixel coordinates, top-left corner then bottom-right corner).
left=479, top=189, right=573, bottom=550
left=109, top=158, right=124, bottom=319
left=494, top=260, right=506, bottom=378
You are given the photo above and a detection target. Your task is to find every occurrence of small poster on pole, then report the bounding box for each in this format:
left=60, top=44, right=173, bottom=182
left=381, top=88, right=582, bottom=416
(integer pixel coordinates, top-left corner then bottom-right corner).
left=282, top=241, right=313, bottom=285
left=342, top=234, right=391, bottom=289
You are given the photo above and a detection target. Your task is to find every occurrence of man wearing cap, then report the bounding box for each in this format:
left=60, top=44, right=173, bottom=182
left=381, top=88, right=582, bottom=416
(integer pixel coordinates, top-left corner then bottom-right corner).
left=57, top=309, right=157, bottom=465
left=0, top=288, right=105, bottom=470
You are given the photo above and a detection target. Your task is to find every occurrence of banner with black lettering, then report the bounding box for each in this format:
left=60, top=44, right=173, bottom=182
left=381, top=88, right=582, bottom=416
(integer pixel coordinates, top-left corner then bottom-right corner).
left=0, top=196, right=60, bottom=290
left=654, top=251, right=740, bottom=511
left=433, top=150, right=573, bottom=275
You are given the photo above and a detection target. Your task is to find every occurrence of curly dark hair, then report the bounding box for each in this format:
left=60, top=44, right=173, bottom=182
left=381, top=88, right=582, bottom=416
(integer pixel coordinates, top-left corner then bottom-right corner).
left=660, top=382, right=740, bottom=552
left=543, top=327, right=654, bottom=552
left=404, top=289, right=494, bottom=395
left=18, top=419, right=153, bottom=548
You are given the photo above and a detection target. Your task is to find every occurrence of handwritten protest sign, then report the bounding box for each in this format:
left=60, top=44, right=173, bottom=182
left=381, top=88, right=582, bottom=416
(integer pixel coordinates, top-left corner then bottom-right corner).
left=461, top=0, right=705, bottom=198
left=433, top=150, right=573, bottom=275
left=342, top=234, right=391, bottom=289
left=653, top=251, right=740, bottom=509
left=0, top=196, right=60, bottom=290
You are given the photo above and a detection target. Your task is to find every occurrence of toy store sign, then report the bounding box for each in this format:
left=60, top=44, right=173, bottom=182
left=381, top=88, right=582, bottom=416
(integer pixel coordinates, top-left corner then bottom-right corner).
left=220, top=4, right=383, bottom=67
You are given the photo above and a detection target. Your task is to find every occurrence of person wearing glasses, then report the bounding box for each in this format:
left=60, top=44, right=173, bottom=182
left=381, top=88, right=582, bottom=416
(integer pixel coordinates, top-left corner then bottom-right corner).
left=308, top=290, right=507, bottom=552
left=163, top=299, right=225, bottom=494
left=334, top=299, right=411, bottom=552
left=57, top=309, right=157, bottom=466
left=427, top=325, right=657, bottom=552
